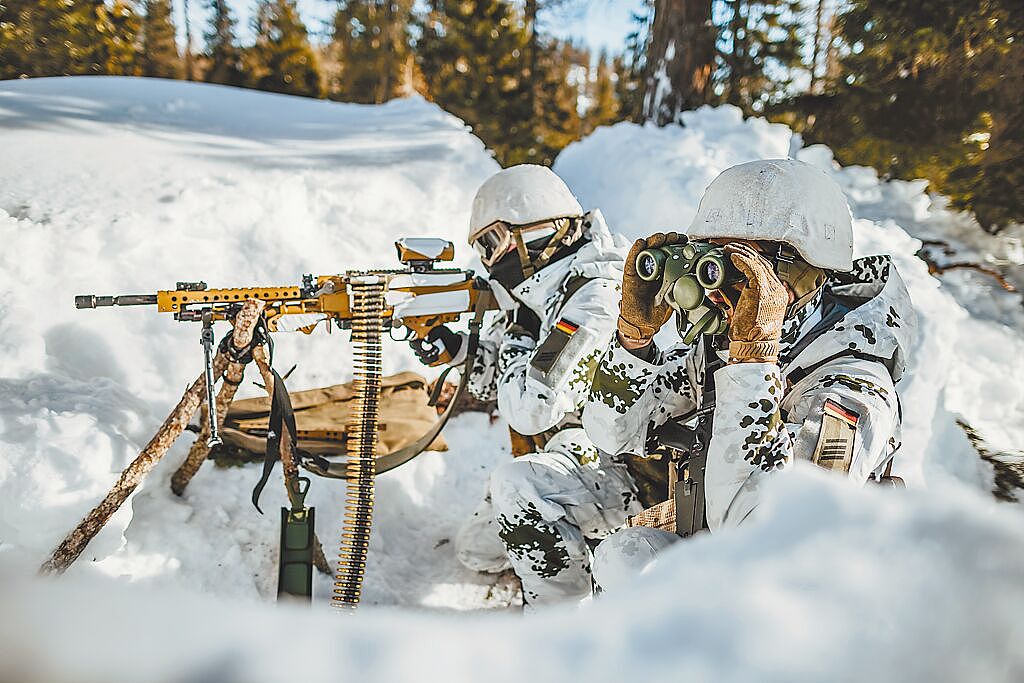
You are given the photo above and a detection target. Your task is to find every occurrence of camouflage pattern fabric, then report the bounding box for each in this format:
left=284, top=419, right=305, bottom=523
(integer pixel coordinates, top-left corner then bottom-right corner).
left=584, top=255, right=918, bottom=532
left=452, top=211, right=647, bottom=607
left=488, top=428, right=642, bottom=607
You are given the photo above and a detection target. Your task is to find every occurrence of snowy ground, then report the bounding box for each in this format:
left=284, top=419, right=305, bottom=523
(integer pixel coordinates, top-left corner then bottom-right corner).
left=1, top=78, right=1022, bottom=681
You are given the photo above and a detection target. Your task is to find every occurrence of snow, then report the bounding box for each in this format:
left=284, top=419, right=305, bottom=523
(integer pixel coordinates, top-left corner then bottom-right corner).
left=1, top=80, right=1022, bottom=681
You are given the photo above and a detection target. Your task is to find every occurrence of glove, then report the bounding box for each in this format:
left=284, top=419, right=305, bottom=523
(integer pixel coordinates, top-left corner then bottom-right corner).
left=725, top=243, right=788, bottom=363
left=411, top=325, right=464, bottom=366
left=618, top=232, right=681, bottom=344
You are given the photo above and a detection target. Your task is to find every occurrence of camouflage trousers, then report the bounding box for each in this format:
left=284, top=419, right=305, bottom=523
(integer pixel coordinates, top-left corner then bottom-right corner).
left=456, top=427, right=643, bottom=608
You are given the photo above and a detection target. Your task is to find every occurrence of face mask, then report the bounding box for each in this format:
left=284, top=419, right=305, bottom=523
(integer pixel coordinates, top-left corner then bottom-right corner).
left=485, top=232, right=588, bottom=293
left=486, top=248, right=531, bottom=293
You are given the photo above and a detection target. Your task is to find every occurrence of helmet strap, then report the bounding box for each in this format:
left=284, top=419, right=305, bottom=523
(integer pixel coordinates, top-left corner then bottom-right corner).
left=774, top=244, right=826, bottom=314
left=533, top=217, right=576, bottom=271
left=513, top=228, right=535, bottom=279
left=510, top=216, right=582, bottom=278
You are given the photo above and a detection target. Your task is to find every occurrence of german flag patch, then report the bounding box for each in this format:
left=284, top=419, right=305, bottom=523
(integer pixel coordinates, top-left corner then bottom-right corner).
left=554, top=318, right=579, bottom=335
left=823, top=399, right=859, bottom=427
left=812, top=399, right=860, bottom=473
left=531, top=318, right=581, bottom=376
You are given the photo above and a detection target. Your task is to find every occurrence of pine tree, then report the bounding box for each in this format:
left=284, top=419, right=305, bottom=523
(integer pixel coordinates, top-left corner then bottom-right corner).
left=204, top=0, right=245, bottom=86
left=529, top=38, right=583, bottom=164
left=612, top=52, right=644, bottom=123
left=330, top=0, right=414, bottom=103
left=0, top=0, right=141, bottom=78
left=102, top=0, right=142, bottom=75
left=0, top=0, right=54, bottom=77
left=417, top=0, right=533, bottom=164
left=584, top=50, right=620, bottom=134
left=717, top=0, right=804, bottom=114
left=249, top=0, right=323, bottom=98
left=140, top=0, right=181, bottom=78
left=792, top=0, right=1023, bottom=230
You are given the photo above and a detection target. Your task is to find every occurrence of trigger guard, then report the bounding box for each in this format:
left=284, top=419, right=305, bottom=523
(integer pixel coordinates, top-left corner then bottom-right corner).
left=390, top=324, right=416, bottom=342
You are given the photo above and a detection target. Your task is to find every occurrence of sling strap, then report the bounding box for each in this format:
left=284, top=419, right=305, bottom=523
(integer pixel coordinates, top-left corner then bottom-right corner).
left=300, top=290, right=492, bottom=480
left=251, top=366, right=300, bottom=513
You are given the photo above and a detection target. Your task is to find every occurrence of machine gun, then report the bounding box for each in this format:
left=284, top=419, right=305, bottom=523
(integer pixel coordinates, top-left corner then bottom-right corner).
left=76, top=237, right=492, bottom=444
left=60, top=237, right=495, bottom=608
left=77, top=237, right=490, bottom=348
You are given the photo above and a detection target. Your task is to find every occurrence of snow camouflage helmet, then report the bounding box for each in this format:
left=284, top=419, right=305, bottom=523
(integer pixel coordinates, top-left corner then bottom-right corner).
left=686, top=159, right=855, bottom=272
left=469, top=164, right=584, bottom=237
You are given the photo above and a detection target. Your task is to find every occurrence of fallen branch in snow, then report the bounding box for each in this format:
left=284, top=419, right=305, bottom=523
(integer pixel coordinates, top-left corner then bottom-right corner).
left=252, top=346, right=332, bottom=576
left=916, top=242, right=1019, bottom=292
left=40, top=299, right=266, bottom=575
left=170, top=348, right=248, bottom=496
left=957, top=419, right=1024, bottom=503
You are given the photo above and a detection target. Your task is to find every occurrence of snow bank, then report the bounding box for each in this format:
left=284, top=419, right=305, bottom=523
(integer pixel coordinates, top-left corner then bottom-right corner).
left=0, top=77, right=501, bottom=601
left=2, top=467, right=1023, bottom=683
left=1, top=80, right=1022, bottom=681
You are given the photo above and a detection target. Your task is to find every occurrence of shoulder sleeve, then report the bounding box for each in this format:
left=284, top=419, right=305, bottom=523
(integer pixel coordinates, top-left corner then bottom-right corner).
left=583, top=335, right=697, bottom=456
left=496, top=279, right=619, bottom=435
left=704, top=356, right=901, bottom=530
left=784, top=357, right=901, bottom=482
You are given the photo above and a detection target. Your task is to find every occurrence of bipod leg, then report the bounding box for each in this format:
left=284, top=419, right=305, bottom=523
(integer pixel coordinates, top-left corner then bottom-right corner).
left=252, top=345, right=332, bottom=577
left=170, top=326, right=252, bottom=496
left=40, top=299, right=266, bottom=576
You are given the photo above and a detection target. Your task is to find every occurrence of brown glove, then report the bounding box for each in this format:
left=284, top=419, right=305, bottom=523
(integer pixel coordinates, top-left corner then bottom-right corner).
left=618, top=232, right=681, bottom=344
left=725, top=243, right=788, bottom=363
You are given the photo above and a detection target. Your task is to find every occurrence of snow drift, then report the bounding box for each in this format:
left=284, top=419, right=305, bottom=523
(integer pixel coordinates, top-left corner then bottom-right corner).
left=1, top=78, right=1022, bottom=681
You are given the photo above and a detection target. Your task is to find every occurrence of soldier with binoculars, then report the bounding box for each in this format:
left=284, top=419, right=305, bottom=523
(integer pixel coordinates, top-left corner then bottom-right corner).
left=490, top=158, right=917, bottom=606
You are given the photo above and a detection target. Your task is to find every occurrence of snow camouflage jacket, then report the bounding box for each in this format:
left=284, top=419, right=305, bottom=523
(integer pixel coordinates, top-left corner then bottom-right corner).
left=466, top=210, right=629, bottom=456
left=583, top=255, right=918, bottom=530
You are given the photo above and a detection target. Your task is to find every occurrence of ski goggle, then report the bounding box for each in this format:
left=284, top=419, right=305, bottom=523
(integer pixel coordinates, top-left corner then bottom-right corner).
left=469, top=220, right=558, bottom=267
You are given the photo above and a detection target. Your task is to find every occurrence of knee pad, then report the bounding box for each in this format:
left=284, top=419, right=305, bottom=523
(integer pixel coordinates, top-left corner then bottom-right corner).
left=488, top=457, right=542, bottom=513
left=592, top=527, right=679, bottom=592
left=454, top=497, right=512, bottom=574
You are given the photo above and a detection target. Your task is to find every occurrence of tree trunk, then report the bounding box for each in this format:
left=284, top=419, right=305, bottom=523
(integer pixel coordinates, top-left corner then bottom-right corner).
left=169, top=346, right=248, bottom=496
left=642, top=0, right=716, bottom=125
left=525, top=0, right=539, bottom=120
left=183, top=0, right=194, bottom=80
left=810, top=0, right=824, bottom=93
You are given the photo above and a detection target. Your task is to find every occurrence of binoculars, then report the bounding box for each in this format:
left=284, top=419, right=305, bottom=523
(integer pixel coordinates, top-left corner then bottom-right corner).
left=634, top=240, right=742, bottom=344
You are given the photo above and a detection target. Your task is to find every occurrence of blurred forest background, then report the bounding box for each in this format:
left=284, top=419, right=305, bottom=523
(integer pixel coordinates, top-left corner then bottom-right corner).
left=1, top=0, right=1020, bottom=231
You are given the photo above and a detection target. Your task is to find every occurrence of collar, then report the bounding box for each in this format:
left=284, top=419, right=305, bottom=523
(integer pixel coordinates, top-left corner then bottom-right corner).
left=509, top=252, right=575, bottom=320
left=779, top=287, right=824, bottom=356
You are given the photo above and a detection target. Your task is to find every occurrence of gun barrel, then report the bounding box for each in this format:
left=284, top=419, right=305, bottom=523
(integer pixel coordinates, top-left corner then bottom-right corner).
left=75, top=294, right=159, bottom=309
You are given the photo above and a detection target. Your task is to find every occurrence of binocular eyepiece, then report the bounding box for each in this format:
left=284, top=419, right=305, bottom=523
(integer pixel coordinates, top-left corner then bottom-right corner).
left=634, top=239, right=742, bottom=343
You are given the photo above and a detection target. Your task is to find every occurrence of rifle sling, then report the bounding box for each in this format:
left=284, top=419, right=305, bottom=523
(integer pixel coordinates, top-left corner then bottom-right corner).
left=301, top=291, right=491, bottom=480
left=251, top=366, right=299, bottom=513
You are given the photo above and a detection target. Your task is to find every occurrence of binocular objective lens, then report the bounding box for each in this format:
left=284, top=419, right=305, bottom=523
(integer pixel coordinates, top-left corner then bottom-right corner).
left=637, top=253, right=657, bottom=279
left=699, top=260, right=720, bottom=284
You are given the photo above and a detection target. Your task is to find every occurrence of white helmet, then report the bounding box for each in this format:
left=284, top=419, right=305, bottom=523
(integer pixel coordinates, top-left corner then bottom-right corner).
left=469, top=164, right=583, bottom=237
left=686, top=159, right=854, bottom=271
